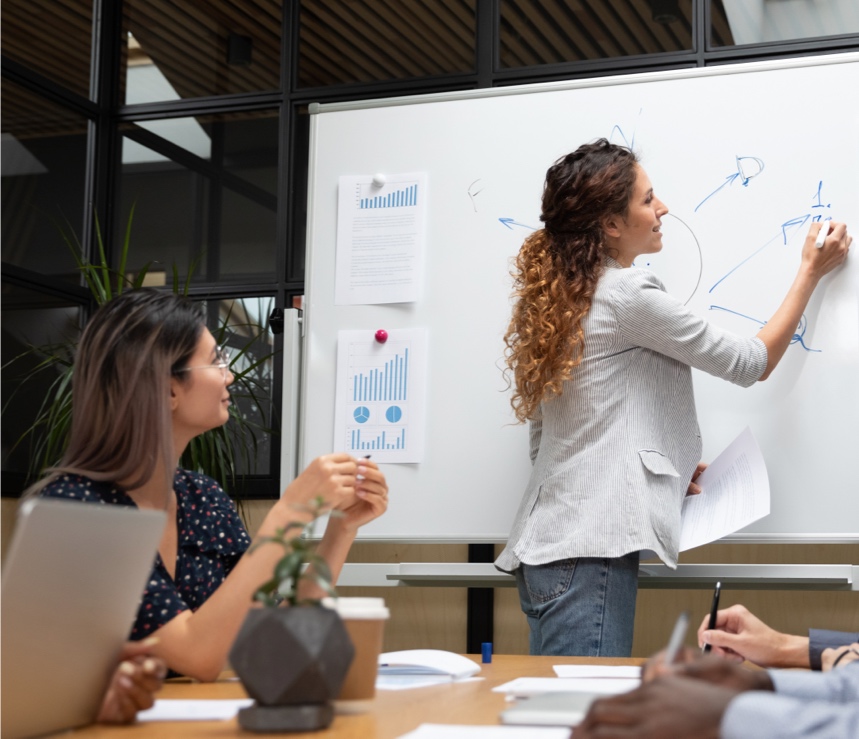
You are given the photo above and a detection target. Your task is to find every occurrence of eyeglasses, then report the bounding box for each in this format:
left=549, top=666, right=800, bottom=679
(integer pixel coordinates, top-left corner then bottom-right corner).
left=176, top=345, right=231, bottom=381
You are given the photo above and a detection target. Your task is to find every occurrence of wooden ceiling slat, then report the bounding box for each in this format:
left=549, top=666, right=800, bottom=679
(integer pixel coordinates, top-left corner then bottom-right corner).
left=125, top=2, right=280, bottom=97
left=127, top=14, right=276, bottom=98
left=710, top=1, right=735, bottom=46
left=438, top=0, right=477, bottom=37
left=298, top=25, right=372, bottom=83
left=2, top=0, right=737, bottom=116
left=376, top=0, right=474, bottom=69
left=25, top=0, right=92, bottom=35
left=174, top=1, right=282, bottom=60
left=581, top=2, right=648, bottom=57
left=321, top=2, right=444, bottom=75
left=500, top=3, right=552, bottom=65
left=374, top=2, right=465, bottom=70
left=500, top=3, right=572, bottom=66
left=300, top=16, right=397, bottom=82
left=303, top=4, right=434, bottom=78
left=2, top=1, right=92, bottom=93
left=520, top=0, right=605, bottom=62
left=628, top=0, right=690, bottom=52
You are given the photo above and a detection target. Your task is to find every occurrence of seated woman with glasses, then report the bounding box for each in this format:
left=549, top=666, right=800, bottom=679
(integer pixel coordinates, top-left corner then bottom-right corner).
left=27, top=289, right=389, bottom=682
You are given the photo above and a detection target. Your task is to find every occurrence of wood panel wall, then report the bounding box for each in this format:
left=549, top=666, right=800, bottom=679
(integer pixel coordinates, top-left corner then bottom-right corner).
left=3, top=497, right=855, bottom=657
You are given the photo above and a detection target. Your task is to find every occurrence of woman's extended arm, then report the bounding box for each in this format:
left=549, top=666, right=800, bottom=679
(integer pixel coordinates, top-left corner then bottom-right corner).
left=756, top=221, right=851, bottom=380
left=146, top=454, right=386, bottom=681
left=303, top=458, right=389, bottom=598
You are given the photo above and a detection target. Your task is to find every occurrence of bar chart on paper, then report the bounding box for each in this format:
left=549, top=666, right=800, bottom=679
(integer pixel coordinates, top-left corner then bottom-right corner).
left=357, top=181, right=419, bottom=209
left=335, top=328, right=427, bottom=463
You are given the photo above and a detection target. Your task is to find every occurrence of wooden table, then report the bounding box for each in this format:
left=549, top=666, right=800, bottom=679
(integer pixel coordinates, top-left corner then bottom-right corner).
left=63, top=655, right=643, bottom=738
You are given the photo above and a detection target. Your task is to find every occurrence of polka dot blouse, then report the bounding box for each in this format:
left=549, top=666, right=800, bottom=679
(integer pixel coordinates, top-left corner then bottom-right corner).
left=40, top=470, right=251, bottom=640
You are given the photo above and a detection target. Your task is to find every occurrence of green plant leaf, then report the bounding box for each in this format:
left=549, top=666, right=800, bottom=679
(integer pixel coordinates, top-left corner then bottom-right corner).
left=115, top=202, right=136, bottom=295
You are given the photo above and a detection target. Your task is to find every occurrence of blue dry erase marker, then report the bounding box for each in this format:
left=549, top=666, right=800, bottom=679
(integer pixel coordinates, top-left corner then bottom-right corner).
left=481, top=642, right=493, bottom=664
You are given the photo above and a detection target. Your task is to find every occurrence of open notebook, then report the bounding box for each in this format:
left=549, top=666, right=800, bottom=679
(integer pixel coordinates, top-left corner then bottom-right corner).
left=500, top=691, right=605, bottom=727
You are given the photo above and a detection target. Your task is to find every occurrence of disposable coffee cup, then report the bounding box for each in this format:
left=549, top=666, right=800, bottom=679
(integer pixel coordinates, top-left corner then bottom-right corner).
left=322, top=597, right=389, bottom=701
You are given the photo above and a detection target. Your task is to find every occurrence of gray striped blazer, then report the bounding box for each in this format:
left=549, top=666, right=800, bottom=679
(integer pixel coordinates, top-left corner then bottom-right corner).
left=495, top=259, right=768, bottom=571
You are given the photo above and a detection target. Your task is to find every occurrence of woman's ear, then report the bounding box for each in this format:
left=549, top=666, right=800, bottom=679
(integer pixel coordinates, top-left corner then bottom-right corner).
left=169, top=377, right=181, bottom=411
left=601, top=215, right=622, bottom=239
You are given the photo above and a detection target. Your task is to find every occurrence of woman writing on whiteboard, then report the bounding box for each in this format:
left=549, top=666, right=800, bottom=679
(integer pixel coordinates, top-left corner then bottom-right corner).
left=495, top=139, right=851, bottom=657
left=28, top=289, right=389, bottom=680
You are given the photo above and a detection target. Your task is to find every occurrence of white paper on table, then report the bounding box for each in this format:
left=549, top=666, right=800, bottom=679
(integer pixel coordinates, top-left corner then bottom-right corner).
left=377, top=675, right=483, bottom=690
left=553, top=665, right=641, bottom=679
left=334, top=328, right=427, bottom=463
left=397, top=724, right=571, bottom=739
left=136, top=698, right=253, bottom=722
left=335, top=172, right=427, bottom=305
left=493, top=677, right=639, bottom=698
left=679, top=426, right=770, bottom=551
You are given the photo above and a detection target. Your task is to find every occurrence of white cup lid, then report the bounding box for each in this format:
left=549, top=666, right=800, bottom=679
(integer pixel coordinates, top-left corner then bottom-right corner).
left=322, top=596, right=390, bottom=619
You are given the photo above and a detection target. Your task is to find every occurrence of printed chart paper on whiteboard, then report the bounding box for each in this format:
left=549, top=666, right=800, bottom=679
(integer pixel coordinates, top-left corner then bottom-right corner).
left=679, top=426, right=770, bottom=551
left=335, top=173, right=427, bottom=305
left=334, top=329, right=427, bottom=463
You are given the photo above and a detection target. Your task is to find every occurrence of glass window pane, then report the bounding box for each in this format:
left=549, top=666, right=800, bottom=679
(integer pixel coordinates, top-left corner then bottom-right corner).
left=1, top=284, right=83, bottom=493
left=122, top=0, right=282, bottom=104
left=500, top=0, right=693, bottom=69
left=712, top=0, right=859, bottom=47
left=1, top=82, right=89, bottom=280
left=1, top=0, right=93, bottom=98
left=298, top=0, right=476, bottom=88
left=118, top=110, right=278, bottom=283
left=206, top=297, right=275, bottom=479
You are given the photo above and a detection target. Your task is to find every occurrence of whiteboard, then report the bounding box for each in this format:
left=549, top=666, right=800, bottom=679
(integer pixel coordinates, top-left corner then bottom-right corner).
left=299, top=54, right=859, bottom=543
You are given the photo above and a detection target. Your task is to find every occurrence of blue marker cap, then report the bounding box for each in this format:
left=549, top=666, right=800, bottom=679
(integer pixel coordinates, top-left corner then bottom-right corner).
left=481, top=642, right=492, bottom=664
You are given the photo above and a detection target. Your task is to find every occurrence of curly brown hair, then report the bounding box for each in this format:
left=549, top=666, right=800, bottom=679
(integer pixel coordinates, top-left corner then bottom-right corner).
left=505, top=139, right=639, bottom=422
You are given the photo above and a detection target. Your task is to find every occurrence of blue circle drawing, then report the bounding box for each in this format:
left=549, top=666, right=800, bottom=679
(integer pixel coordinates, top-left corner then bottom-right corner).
left=353, top=406, right=370, bottom=423
left=385, top=406, right=403, bottom=423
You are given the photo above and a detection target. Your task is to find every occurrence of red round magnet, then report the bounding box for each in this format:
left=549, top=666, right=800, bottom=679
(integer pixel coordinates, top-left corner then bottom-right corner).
left=375, top=329, right=388, bottom=343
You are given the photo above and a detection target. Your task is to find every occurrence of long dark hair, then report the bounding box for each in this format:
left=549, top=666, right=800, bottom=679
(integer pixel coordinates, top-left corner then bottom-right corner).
left=505, top=138, right=639, bottom=422
left=27, top=289, right=204, bottom=495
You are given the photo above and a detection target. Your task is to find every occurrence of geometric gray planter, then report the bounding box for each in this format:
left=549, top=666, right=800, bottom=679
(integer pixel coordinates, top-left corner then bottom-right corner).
left=229, top=607, right=355, bottom=732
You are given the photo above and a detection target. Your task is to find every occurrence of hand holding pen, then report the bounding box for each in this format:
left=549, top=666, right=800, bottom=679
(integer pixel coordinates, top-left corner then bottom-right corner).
left=640, top=610, right=692, bottom=681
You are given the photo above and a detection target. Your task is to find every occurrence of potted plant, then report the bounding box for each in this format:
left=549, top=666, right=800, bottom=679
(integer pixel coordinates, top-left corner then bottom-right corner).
left=2, top=210, right=274, bottom=502
left=229, top=498, right=355, bottom=732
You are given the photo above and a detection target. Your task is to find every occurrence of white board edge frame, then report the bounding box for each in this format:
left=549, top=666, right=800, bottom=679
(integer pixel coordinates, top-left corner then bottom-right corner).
left=308, top=52, right=859, bottom=116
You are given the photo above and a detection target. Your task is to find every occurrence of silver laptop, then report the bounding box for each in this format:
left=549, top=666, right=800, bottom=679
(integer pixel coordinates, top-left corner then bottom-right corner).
left=1, top=498, right=165, bottom=739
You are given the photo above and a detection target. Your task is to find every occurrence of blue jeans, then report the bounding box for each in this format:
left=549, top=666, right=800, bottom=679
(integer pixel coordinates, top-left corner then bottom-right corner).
left=514, top=552, right=640, bottom=657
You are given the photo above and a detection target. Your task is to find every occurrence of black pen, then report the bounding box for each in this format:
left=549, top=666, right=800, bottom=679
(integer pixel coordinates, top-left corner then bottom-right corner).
left=702, top=581, right=721, bottom=654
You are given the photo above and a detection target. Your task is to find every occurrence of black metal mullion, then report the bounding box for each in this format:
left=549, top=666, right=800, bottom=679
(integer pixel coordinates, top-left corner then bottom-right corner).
left=120, top=126, right=277, bottom=212
left=475, top=0, right=496, bottom=87
left=0, top=57, right=99, bottom=117
left=89, top=0, right=123, bottom=278
left=697, top=0, right=709, bottom=64
left=116, top=91, right=284, bottom=122
left=466, top=544, right=495, bottom=654
left=206, top=121, right=225, bottom=283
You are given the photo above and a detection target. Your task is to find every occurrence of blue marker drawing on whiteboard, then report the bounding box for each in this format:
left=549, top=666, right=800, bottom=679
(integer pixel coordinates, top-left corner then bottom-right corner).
left=468, top=179, right=484, bottom=212
left=812, top=180, right=830, bottom=210
left=710, top=180, right=833, bottom=293
left=498, top=217, right=539, bottom=231
left=608, top=110, right=643, bottom=150
left=695, top=155, right=765, bottom=212
left=709, top=306, right=819, bottom=352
